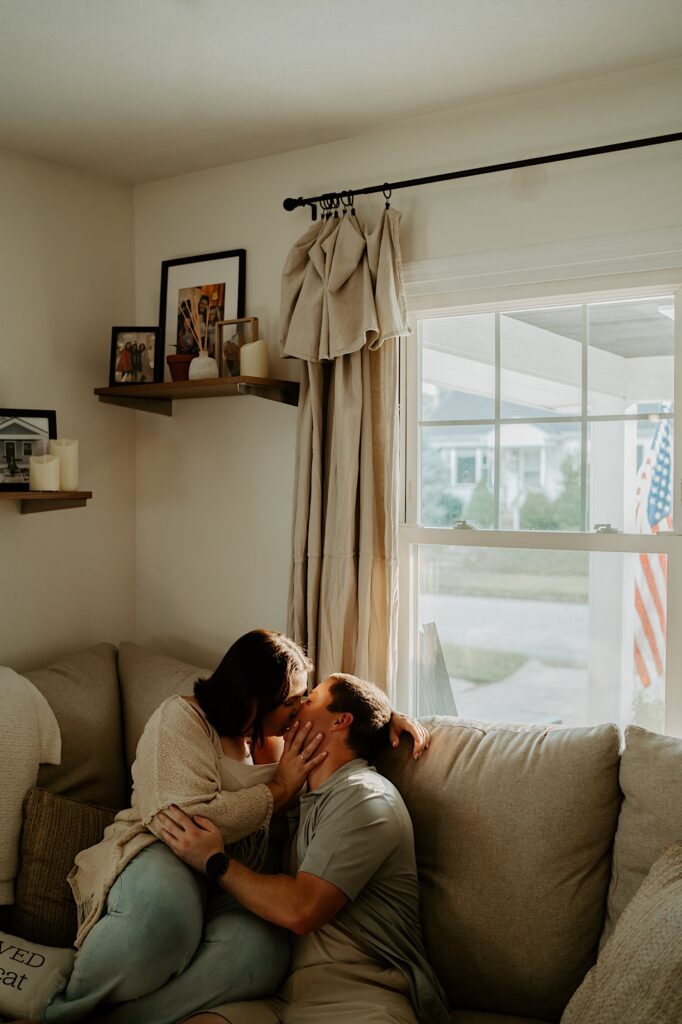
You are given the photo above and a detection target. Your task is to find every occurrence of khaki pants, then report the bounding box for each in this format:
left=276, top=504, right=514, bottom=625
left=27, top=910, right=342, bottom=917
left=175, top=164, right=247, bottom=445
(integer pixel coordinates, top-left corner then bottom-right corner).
left=208, top=923, right=418, bottom=1024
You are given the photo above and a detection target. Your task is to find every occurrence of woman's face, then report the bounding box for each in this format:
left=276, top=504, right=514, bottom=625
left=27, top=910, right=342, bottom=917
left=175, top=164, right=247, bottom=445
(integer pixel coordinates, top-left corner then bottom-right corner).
left=261, top=668, right=308, bottom=737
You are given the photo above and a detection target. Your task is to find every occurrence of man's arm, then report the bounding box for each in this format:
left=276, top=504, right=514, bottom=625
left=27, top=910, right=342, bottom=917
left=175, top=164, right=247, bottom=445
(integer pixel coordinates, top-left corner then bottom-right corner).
left=159, top=805, right=348, bottom=935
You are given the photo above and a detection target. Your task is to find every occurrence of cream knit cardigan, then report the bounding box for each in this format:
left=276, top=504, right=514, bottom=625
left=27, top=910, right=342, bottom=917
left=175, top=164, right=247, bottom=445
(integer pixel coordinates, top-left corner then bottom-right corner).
left=69, top=695, right=273, bottom=948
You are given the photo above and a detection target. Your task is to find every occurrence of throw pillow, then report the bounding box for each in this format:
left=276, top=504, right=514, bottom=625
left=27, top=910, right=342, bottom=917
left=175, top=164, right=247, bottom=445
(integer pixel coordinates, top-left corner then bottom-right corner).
left=12, top=789, right=115, bottom=948
left=560, top=844, right=682, bottom=1023
left=0, top=930, right=74, bottom=1021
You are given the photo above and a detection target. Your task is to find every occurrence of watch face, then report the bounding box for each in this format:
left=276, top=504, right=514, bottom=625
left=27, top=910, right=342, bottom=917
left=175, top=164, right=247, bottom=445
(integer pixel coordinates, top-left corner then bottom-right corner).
left=206, top=852, right=229, bottom=881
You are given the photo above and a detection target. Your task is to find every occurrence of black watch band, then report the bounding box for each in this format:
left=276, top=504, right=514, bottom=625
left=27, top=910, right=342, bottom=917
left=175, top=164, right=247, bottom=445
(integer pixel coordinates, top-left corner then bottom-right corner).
left=205, top=851, right=230, bottom=881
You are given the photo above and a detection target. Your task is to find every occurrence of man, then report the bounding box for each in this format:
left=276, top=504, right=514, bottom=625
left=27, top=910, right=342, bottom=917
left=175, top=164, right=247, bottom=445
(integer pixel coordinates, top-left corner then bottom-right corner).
left=160, top=673, right=450, bottom=1024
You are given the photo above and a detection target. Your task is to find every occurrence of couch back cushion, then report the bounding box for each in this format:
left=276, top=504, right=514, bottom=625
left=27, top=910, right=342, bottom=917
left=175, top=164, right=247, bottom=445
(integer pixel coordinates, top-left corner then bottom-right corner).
left=602, top=725, right=682, bottom=944
left=376, top=717, right=622, bottom=1023
left=26, top=643, right=126, bottom=810
left=117, top=642, right=211, bottom=770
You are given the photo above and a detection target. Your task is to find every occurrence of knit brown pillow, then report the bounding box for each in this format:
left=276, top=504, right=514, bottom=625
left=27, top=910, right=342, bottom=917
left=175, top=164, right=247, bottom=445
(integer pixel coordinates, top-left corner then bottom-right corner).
left=11, top=788, right=115, bottom=948
left=560, top=844, right=682, bottom=1023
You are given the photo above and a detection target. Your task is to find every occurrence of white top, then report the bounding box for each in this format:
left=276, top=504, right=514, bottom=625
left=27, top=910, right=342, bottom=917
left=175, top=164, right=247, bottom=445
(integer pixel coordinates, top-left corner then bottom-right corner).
left=195, top=699, right=279, bottom=791
left=217, top=751, right=278, bottom=791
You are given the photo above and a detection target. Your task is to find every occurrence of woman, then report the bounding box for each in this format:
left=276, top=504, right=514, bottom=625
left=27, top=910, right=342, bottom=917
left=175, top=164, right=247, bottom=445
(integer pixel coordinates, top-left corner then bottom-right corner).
left=44, top=630, right=426, bottom=1024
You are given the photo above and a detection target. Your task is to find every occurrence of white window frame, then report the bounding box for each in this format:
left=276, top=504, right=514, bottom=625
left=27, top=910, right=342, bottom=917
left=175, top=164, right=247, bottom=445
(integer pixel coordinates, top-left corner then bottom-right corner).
left=398, top=256, right=682, bottom=738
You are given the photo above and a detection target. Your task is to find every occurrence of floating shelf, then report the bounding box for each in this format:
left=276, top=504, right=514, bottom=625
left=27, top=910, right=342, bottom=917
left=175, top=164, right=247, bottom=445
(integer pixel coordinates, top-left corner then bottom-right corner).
left=94, top=376, right=300, bottom=415
left=0, top=491, right=93, bottom=514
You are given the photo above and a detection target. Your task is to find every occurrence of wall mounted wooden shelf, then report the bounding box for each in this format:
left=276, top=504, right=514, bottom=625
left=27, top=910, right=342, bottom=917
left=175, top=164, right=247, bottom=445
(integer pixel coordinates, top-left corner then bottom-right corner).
left=0, top=491, right=92, bottom=514
left=94, top=376, right=300, bottom=416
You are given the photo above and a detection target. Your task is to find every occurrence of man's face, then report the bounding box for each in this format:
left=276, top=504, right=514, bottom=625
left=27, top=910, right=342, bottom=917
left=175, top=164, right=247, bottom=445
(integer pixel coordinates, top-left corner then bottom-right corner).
left=294, top=678, right=337, bottom=737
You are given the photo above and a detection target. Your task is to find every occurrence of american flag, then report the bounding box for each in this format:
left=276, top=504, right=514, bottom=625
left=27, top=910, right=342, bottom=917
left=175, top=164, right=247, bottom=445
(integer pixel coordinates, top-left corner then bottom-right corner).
left=633, top=415, right=672, bottom=689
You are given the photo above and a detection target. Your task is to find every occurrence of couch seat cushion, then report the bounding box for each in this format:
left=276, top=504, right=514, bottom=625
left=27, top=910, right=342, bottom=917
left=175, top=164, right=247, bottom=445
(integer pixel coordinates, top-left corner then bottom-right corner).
left=26, top=643, right=125, bottom=810
left=117, top=642, right=211, bottom=769
left=11, top=788, right=115, bottom=947
left=602, top=725, right=682, bottom=944
left=376, top=717, right=621, bottom=1023
left=451, top=1015, right=551, bottom=1024
left=560, top=844, right=682, bottom=1023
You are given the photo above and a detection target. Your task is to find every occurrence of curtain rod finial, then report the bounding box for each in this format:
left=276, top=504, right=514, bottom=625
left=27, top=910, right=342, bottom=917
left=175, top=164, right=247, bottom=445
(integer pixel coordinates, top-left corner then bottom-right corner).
left=283, top=197, right=300, bottom=212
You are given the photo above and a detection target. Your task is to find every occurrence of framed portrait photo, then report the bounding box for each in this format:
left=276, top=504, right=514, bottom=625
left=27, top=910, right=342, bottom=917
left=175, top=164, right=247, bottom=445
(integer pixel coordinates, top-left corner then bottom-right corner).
left=159, top=249, right=246, bottom=381
left=0, top=408, right=57, bottom=491
left=109, top=327, right=161, bottom=386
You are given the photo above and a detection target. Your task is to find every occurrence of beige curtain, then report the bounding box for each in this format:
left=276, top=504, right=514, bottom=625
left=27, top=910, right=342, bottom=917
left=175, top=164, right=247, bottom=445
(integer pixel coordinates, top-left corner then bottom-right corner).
left=280, top=208, right=409, bottom=690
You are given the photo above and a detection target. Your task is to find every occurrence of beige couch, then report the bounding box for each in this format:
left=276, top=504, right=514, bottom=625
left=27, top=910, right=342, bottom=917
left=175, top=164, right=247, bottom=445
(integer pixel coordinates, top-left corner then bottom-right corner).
left=4, top=641, right=682, bottom=1023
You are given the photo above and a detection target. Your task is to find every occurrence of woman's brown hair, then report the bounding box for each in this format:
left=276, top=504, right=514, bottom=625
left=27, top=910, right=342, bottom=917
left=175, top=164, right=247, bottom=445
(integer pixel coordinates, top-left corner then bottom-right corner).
left=194, top=629, right=312, bottom=746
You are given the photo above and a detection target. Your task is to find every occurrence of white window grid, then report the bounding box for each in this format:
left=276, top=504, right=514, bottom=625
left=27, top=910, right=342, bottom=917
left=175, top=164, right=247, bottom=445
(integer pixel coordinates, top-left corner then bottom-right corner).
left=398, top=281, right=682, bottom=736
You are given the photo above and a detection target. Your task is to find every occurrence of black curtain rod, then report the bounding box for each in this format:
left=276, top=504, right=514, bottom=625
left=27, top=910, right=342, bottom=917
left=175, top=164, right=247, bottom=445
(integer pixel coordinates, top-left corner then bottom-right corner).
left=282, top=132, right=682, bottom=213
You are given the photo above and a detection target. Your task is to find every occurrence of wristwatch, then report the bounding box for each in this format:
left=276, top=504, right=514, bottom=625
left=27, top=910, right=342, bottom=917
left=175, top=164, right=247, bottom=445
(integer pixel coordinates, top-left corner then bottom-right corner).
left=205, top=851, right=231, bottom=881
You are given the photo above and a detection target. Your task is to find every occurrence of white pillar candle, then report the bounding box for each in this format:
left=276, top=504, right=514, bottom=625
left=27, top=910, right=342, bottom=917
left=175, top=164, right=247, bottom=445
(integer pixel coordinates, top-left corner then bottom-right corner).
left=29, top=454, right=60, bottom=491
left=239, top=339, right=269, bottom=378
left=49, top=438, right=79, bottom=490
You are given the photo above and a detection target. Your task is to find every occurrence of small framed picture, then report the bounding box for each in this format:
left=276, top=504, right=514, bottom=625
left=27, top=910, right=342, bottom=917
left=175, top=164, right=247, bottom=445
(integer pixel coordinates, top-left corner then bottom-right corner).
left=216, top=317, right=259, bottom=377
left=159, top=249, right=246, bottom=380
left=109, top=327, right=160, bottom=386
left=0, top=408, right=57, bottom=491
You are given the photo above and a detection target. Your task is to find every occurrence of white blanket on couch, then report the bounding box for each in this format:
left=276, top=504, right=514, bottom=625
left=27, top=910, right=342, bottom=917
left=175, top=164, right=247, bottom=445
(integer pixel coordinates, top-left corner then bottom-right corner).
left=0, top=666, right=61, bottom=903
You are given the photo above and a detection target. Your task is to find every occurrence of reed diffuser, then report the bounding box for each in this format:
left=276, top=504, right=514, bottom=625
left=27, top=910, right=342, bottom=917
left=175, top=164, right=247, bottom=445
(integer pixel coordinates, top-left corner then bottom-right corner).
left=186, top=289, right=219, bottom=379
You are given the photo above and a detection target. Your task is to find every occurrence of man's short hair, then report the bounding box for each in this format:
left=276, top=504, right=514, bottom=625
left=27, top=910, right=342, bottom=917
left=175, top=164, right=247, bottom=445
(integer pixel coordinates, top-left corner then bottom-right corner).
left=326, top=673, right=391, bottom=760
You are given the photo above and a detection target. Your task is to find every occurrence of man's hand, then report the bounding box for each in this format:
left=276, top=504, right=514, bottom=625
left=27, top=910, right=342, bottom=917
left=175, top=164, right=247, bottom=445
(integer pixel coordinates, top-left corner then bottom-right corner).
left=158, top=805, right=223, bottom=873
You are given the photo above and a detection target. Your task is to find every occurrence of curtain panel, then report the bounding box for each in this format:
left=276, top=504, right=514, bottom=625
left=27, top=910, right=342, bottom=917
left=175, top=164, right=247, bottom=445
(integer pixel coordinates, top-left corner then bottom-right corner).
left=280, top=208, right=409, bottom=691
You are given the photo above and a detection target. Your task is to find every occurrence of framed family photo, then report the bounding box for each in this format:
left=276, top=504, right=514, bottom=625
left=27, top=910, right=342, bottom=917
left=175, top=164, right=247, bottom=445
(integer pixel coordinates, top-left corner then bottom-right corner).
left=109, top=327, right=161, bottom=386
left=158, top=249, right=246, bottom=381
left=0, top=408, right=57, bottom=490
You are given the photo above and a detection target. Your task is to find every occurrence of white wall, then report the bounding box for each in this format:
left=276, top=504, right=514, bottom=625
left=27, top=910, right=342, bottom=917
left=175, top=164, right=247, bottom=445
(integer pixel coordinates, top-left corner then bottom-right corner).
left=134, top=59, right=682, bottom=667
left=0, top=148, right=136, bottom=672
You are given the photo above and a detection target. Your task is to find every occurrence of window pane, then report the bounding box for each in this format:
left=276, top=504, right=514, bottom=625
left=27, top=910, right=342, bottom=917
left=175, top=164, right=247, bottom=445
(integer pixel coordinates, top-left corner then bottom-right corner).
left=417, top=545, right=665, bottom=732
left=421, top=426, right=494, bottom=527
left=589, top=416, right=673, bottom=533
left=499, top=422, right=581, bottom=530
left=500, top=306, right=582, bottom=417
left=587, top=297, right=674, bottom=415
left=421, top=314, right=495, bottom=421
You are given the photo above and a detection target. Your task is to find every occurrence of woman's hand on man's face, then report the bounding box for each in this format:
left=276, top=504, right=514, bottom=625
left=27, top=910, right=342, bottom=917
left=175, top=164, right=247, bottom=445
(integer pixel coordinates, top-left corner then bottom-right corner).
left=273, top=720, right=328, bottom=799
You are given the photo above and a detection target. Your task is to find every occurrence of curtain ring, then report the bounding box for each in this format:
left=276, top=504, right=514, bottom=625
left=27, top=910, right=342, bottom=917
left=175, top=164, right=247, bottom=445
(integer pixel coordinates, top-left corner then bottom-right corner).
left=382, top=183, right=392, bottom=209
left=320, top=195, right=332, bottom=219
left=332, top=195, right=340, bottom=219
left=340, top=190, right=354, bottom=216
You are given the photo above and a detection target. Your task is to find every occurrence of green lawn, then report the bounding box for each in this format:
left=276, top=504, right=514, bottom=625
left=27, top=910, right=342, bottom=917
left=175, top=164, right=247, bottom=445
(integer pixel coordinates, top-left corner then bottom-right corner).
left=441, top=643, right=527, bottom=684
left=430, top=568, right=588, bottom=603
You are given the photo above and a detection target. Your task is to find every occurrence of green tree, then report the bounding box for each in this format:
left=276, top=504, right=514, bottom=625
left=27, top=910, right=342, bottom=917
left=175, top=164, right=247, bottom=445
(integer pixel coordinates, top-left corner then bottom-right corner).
left=520, top=491, right=559, bottom=530
left=421, top=444, right=463, bottom=526
left=553, top=454, right=581, bottom=530
left=465, top=478, right=494, bottom=528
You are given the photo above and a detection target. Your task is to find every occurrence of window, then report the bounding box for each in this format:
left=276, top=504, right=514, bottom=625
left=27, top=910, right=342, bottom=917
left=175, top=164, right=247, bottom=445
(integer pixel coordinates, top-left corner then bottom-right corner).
left=400, top=286, right=681, bottom=736
left=456, top=454, right=476, bottom=484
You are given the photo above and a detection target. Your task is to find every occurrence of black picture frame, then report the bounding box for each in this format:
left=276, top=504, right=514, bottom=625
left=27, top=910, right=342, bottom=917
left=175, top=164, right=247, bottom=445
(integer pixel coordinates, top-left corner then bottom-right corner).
left=158, top=249, right=246, bottom=381
left=0, top=408, right=57, bottom=491
left=109, top=327, right=161, bottom=387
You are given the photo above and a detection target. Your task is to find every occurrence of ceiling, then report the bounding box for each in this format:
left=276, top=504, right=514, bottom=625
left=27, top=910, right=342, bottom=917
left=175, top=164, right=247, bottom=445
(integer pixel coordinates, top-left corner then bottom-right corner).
left=508, top=298, right=675, bottom=357
left=1, top=0, right=681, bottom=184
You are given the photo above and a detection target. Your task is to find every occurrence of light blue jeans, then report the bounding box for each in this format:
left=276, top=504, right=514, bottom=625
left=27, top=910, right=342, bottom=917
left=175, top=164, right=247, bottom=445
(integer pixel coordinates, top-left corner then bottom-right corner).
left=44, top=843, right=290, bottom=1024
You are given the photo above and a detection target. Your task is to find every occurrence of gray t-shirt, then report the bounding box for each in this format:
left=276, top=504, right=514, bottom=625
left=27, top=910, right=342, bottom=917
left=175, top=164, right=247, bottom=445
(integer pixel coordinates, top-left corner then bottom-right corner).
left=292, top=759, right=450, bottom=1024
